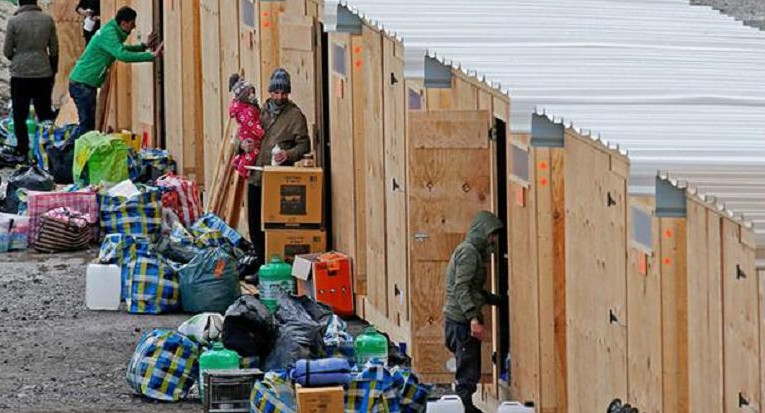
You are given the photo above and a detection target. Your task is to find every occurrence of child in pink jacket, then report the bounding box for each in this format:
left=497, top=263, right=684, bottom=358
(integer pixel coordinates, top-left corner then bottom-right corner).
left=228, top=73, right=265, bottom=177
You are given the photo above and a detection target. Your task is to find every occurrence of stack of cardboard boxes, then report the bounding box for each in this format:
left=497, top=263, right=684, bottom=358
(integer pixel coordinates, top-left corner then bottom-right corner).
left=261, top=166, right=326, bottom=263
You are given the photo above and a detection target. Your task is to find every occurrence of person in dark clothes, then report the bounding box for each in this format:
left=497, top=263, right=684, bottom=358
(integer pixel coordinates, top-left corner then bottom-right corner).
left=242, top=68, right=310, bottom=264
left=443, top=211, right=504, bottom=413
left=76, top=0, right=101, bottom=45
left=1, top=0, right=58, bottom=165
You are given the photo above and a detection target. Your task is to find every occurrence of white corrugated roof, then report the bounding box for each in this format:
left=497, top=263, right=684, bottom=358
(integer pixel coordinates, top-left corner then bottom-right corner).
left=324, top=0, right=765, bottom=250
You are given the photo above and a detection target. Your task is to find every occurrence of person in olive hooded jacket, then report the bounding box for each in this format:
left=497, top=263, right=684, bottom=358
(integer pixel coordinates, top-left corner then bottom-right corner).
left=443, top=211, right=504, bottom=413
left=68, top=6, right=163, bottom=138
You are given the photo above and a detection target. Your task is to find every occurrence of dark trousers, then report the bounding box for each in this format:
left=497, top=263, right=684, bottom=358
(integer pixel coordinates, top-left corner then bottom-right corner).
left=69, top=81, right=97, bottom=139
left=445, top=319, right=482, bottom=412
left=10, top=77, right=55, bottom=155
left=247, top=184, right=265, bottom=261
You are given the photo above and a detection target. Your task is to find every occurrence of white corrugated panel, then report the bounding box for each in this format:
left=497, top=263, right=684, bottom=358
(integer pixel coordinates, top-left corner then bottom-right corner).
left=324, top=0, right=765, bottom=253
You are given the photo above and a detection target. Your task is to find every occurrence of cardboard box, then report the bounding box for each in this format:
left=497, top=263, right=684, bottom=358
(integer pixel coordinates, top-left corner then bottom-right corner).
left=292, top=252, right=354, bottom=316
left=265, top=229, right=326, bottom=264
left=296, top=385, right=344, bottom=413
left=261, top=166, right=323, bottom=229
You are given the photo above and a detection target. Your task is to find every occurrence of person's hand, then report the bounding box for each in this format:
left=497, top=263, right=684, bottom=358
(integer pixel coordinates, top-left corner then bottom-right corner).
left=274, top=151, right=288, bottom=164
left=240, top=139, right=256, bottom=153
left=147, top=30, right=159, bottom=50
left=470, top=318, right=484, bottom=341
left=152, top=43, right=164, bottom=59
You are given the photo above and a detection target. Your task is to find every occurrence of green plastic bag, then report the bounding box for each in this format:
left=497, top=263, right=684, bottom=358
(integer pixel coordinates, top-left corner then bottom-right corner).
left=73, top=132, right=130, bottom=185
left=179, top=246, right=241, bottom=314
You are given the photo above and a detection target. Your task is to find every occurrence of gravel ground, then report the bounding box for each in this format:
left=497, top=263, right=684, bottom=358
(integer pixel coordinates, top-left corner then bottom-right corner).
left=0, top=0, right=763, bottom=412
left=0, top=248, right=196, bottom=413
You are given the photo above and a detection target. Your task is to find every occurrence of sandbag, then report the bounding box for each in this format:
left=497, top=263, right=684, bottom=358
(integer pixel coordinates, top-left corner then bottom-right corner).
left=73, top=132, right=130, bottom=185
left=222, top=295, right=276, bottom=358
left=263, top=293, right=328, bottom=371
left=126, top=329, right=200, bottom=402
left=177, top=313, right=224, bottom=345
left=2, top=165, right=54, bottom=214
left=179, top=246, right=240, bottom=314
left=291, top=358, right=352, bottom=387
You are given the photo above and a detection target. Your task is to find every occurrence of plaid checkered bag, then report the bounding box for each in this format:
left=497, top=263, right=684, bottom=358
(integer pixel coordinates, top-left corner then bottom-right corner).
left=33, top=122, right=78, bottom=170
left=346, top=363, right=401, bottom=413
left=27, top=189, right=99, bottom=245
left=98, top=234, right=181, bottom=313
left=391, top=368, right=431, bottom=413
left=138, top=148, right=176, bottom=182
left=100, top=185, right=162, bottom=240
left=191, top=213, right=243, bottom=247
left=250, top=372, right=297, bottom=413
left=241, top=356, right=260, bottom=369
left=126, top=329, right=201, bottom=402
left=155, top=174, right=203, bottom=228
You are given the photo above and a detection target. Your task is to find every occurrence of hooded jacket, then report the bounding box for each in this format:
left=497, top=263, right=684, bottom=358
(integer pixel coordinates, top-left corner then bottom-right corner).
left=443, top=211, right=504, bottom=324
left=3, top=5, right=59, bottom=78
left=69, top=18, right=153, bottom=88
left=249, top=99, right=311, bottom=185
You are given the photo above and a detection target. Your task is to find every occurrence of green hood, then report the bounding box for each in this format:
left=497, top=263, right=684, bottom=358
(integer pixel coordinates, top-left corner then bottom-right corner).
left=465, top=211, right=503, bottom=253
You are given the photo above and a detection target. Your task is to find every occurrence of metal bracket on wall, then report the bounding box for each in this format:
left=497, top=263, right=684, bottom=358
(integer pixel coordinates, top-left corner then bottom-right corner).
left=414, top=232, right=429, bottom=242
left=424, top=56, right=452, bottom=89
left=530, top=113, right=564, bottom=148
left=655, top=177, right=687, bottom=218
left=335, top=4, right=362, bottom=34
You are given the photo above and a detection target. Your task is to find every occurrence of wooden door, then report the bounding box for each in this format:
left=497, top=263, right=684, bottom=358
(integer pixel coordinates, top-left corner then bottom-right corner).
left=408, top=110, right=493, bottom=383
left=279, top=14, right=317, bottom=153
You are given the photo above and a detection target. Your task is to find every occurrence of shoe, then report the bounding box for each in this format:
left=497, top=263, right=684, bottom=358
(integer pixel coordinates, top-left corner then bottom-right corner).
left=0, top=150, right=27, bottom=166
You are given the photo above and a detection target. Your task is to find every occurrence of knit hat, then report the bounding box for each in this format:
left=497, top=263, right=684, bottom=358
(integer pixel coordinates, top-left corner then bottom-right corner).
left=268, top=68, right=291, bottom=94
left=229, top=73, right=256, bottom=103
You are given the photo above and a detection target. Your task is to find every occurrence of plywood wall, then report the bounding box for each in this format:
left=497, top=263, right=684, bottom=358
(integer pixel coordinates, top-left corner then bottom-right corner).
left=565, top=134, right=629, bottom=413
left=41, top=1, right=85, bottom=108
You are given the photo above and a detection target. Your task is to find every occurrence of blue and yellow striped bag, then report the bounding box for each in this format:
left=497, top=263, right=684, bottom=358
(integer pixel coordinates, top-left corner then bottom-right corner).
left=250, top=372, right=297, bottom=413
left=126, top=329, right=200, bottom=402
left=100, top=185, right=163, bottom=241
left=98, top=234, right=181, bottom=313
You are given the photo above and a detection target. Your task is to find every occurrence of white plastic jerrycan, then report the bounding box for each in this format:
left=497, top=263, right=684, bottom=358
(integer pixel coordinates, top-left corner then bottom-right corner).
left=85, top=264, right=121, bottom=310
left=497, top=401, right=535, bottom=413
left=426, top=395, right=464, bottom=413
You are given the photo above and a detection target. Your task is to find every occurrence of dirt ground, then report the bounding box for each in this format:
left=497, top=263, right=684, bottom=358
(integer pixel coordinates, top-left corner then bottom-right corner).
left=0, top=248, right=198, bottom=413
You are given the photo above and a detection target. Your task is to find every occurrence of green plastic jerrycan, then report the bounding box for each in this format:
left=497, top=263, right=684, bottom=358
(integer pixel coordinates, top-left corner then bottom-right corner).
left=355, top=326, right=389, bottom=367
left=198, top=342, right=239, bottom=402
left=258, top=255, right=295, bottom=312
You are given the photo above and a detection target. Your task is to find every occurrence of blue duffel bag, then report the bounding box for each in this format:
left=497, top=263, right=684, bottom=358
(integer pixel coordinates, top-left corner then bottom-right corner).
left=291, top=358, right=352, bottom=387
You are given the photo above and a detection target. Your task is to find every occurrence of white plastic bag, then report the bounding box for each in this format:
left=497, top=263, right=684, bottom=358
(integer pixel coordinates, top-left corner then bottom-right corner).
left=178, top=313, right=224, bottom=345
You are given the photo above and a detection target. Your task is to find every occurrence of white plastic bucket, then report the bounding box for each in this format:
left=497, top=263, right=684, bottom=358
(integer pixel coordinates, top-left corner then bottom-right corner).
left=85, top=264, right=121, bottom=310
left=426, top=395, right=465, bottom=413
left=497, top=401, right=535, bottom=413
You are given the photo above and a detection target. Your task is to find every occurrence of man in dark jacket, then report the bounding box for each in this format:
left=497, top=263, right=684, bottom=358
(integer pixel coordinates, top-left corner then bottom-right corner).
left=68, top=6, right=162, bottom=138
left=1, top=0, right=58, bottom=165
left=241, top=68, right=311, bottom=262
left=443, top=211, right=504, bottom=413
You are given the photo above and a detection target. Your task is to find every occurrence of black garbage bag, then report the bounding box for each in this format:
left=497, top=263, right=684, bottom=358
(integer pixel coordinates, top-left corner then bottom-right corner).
left=222, top=295, right=276, bottom=358
left=45, top=140, right=75, bottom=184
left=263, top=292, right=330, bottom=371
left=236, top=240, right=261, bottom=280
left=2, top=165, right=55, bottom=213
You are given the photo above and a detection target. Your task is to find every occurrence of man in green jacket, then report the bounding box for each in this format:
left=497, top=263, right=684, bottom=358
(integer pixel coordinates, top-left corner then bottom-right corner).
left=443, top=211, right=504, bottom=413
left=68, top=6, right=162, bottom=138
